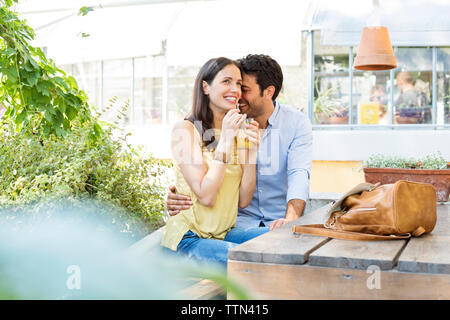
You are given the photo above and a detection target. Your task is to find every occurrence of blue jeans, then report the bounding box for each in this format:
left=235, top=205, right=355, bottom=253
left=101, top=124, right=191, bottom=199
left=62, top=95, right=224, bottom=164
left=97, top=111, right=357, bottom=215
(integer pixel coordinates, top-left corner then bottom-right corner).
left=176, top=226, right=269, bottom=269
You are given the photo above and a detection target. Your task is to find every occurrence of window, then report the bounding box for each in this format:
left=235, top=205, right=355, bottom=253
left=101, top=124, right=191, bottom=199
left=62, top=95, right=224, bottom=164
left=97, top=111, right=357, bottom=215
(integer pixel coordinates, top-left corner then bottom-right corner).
left=167, top=66, right=197, bottom=124
left=71, top=62, right=102, bottom=110
left=102, top=59, right=133, bottom=126
left=394, top=48, right=432, bottom=124
left=313, top=38, right=351, bottom=125
left=279, top=66, right=308, bottom=113
left=353, top=69, right=391, bottom=125
left=437, top=47, right=450, bottom=125
left=134, top=57, right=163, bottom=125
left=311, top=32, right=448, bottom=127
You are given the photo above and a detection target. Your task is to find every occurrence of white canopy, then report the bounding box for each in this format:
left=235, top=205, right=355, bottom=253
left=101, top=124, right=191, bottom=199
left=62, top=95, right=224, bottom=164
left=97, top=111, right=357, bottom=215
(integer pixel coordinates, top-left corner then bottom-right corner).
left=19, top=0, right=309, bottom=66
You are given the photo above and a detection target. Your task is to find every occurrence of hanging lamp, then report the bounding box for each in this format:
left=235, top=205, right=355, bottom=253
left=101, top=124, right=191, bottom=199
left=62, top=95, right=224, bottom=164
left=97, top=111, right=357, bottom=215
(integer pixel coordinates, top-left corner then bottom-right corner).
left=354, top=1, right=397, bottom=71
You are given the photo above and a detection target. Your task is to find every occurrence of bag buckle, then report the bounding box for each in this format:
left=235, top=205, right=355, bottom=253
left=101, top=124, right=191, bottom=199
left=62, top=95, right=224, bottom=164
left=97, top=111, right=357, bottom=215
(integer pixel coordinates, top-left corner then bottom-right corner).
left=335, top=210, right=347, bottom=219
left=328, top=210, right=347, bottom=227
left=368, top=182, right=381, bottom=192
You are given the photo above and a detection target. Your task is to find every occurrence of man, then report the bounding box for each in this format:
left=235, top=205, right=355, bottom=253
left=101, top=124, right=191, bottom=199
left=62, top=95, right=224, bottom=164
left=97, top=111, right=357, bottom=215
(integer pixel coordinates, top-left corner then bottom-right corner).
left=395, top=71, right=431, bottom=123
left=395, top=71, right=429, bottom=108
left=166, top=54, right=312, bottom=231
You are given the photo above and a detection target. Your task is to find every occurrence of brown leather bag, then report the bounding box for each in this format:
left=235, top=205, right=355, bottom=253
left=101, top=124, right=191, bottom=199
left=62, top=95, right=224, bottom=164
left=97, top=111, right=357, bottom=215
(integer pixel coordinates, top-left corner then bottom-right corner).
left=292, top=180, right=437, bottom=240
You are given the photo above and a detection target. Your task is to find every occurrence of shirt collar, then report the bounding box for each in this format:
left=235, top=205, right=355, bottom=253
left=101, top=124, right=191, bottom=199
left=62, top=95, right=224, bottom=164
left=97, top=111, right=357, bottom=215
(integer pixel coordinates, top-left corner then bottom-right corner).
left=267, top=101, right=281, bottom=126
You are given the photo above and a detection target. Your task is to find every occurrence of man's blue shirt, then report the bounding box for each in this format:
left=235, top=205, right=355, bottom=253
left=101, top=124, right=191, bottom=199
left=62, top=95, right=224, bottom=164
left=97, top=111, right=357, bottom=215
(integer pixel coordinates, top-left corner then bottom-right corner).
left=236, top=102, right=313, bottom=228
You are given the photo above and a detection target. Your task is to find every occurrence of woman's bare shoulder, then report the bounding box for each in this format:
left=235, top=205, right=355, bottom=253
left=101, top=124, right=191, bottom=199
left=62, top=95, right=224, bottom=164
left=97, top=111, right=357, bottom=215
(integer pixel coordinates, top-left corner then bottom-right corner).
left=173, top=119, right=194, bottom=130
left=171, top=119, right=197, bottom=138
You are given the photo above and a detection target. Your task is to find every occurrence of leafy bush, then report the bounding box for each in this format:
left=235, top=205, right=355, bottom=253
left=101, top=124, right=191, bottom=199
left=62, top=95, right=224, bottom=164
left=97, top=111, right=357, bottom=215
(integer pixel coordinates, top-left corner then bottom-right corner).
left=0, top=0, right=98, bottom=139
left=0, top=100, right=172, bottom=239
left=0, top=1, right=172, bottom=239
left=364, top=151, right=448, bottom=170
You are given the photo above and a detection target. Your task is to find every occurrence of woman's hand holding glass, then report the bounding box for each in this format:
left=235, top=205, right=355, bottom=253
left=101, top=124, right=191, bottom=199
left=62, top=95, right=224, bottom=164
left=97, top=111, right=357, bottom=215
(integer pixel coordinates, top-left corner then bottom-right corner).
left=244, top=119, right=260, bottom=163
left=214, top=109, right=246, bottom=162
left=220, top=109, right=247, bottom=147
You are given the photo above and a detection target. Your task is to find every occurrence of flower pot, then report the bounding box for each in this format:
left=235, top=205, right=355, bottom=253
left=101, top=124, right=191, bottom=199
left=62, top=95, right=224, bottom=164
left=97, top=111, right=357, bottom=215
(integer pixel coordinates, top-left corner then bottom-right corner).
left=327, top=115, right=349, bottom=124
left=314, top=112, right=329, bottom=125
left=354, top=26, right=397, bottom=71
left=363, top=167, right=450, bottom=202
left=395, top=107, right=423, bottom=124
left=395, top=116, right=420, bottom=124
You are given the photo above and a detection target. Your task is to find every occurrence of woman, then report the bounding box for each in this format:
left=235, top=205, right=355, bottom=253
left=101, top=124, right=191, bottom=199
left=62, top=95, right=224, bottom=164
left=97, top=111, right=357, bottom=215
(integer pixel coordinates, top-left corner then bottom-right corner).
left=161, top=57, right=268, bottom=267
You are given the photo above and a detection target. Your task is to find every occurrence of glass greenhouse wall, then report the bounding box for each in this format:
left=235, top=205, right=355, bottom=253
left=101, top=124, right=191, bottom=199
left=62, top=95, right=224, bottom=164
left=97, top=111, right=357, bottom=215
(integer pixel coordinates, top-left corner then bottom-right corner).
left=311, top=36, right=450, bottom=127
left=306, top=0, right=450, bottom=128
left=58, top=58, right=309, bottom=128
left=14, top=0, right=450, bottom=160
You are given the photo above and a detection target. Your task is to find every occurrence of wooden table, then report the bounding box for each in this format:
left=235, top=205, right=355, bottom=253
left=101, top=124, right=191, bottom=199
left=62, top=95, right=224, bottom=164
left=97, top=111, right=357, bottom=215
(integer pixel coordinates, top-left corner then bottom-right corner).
left=228, top=202, right=450, bottom=300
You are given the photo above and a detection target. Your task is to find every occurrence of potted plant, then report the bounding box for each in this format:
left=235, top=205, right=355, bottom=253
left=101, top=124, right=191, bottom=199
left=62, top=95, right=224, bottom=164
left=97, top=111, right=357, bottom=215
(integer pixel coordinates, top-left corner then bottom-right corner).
left=395, top=107, right=423, bottom=124
left=394, top=91, right=431, bottom=124
left=314, top=87, right=348, bottom=125
left=363, top=152, right=450, bottom=202
left=327, top=105, right=349, bottom=124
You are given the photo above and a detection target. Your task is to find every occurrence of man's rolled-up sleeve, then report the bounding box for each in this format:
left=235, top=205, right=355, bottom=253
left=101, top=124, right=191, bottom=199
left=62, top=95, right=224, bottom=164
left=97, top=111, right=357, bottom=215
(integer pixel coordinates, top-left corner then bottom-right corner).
left=286, top=115, right=313, bottom=203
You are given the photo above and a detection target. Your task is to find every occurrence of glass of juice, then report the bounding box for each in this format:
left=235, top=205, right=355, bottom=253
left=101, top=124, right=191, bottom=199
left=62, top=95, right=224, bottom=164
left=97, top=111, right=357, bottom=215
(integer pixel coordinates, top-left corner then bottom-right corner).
left=237, top=118, right=253, bottom=150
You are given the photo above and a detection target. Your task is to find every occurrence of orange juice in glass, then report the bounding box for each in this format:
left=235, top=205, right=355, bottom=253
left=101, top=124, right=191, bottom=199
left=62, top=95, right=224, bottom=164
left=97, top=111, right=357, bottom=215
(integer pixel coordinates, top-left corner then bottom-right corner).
left=237, top=118, right=253, bottom=150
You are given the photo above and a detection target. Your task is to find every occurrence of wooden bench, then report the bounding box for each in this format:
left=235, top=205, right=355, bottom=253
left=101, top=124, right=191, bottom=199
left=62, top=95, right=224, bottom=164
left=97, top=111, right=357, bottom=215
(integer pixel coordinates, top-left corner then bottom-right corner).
left=126, top=226, right=225, bottom=299
left=179, top=278, right=225, bottom=300
left=228, top=202, right=450, bottom=299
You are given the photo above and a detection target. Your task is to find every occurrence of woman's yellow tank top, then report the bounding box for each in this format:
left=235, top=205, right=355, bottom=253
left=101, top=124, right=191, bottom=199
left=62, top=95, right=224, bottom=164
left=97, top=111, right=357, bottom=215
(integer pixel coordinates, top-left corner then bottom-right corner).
left=161, top=122, right=242, bottom=251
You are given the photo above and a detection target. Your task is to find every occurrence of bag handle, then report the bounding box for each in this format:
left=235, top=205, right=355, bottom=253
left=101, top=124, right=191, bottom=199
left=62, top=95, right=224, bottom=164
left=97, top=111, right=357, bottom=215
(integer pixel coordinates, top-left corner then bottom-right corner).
left=292, top=224, right=411, bottom=241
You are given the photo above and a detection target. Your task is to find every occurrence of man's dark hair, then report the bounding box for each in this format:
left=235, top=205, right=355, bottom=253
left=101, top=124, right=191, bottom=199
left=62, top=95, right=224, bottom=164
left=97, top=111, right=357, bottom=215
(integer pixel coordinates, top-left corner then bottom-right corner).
left=238, top=54, right=283, bottom=101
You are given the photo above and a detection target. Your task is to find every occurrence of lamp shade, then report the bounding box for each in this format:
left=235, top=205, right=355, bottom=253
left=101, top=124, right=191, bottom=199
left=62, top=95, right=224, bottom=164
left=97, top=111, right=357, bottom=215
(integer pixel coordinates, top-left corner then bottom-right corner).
left=354, top=26, right=397, bottom=71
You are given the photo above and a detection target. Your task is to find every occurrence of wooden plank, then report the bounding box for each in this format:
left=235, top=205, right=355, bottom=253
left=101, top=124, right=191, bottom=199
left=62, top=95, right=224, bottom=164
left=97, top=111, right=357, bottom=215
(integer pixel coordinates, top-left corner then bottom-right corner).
left=298, top=203, right=450, bottom=271
left=229, top=227, right=329, bottom=264
left=397, top=204, right=450, bottom=274
left=178, top=279, right=224, bottom=300
left=228, top=204, right=331, bottom=264
left=260, top=228, right=330, bottom=265
left=397, top=235, right=450, bottom=274
left=228, top=260, right=450, bottom=300
left=308, top=238, right=407, bottom=270
left=227, top=233, right=266, bottom=262
left=432, top=203, right=450, bottom=236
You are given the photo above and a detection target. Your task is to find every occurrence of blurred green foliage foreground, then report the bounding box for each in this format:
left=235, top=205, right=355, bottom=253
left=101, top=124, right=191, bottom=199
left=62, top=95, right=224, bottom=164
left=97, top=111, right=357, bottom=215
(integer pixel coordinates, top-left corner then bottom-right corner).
left=0, top=201, right=249, bottom=299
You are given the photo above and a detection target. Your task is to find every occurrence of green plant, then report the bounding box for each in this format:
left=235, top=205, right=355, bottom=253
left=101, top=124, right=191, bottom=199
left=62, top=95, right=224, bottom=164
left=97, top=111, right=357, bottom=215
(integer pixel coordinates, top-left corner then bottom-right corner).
left=421, top=152, right=449, bottom=170
left=0, top=1, right=173, bottom=238
left=364, top=151, right=448, bottom=170
left=313, top=86, right=349, bottom=124
left=314, top=87, right=340, bottom=116
left=0, top=0, right=100, bottom=140
left=0, top=98, right=172, bottom=238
